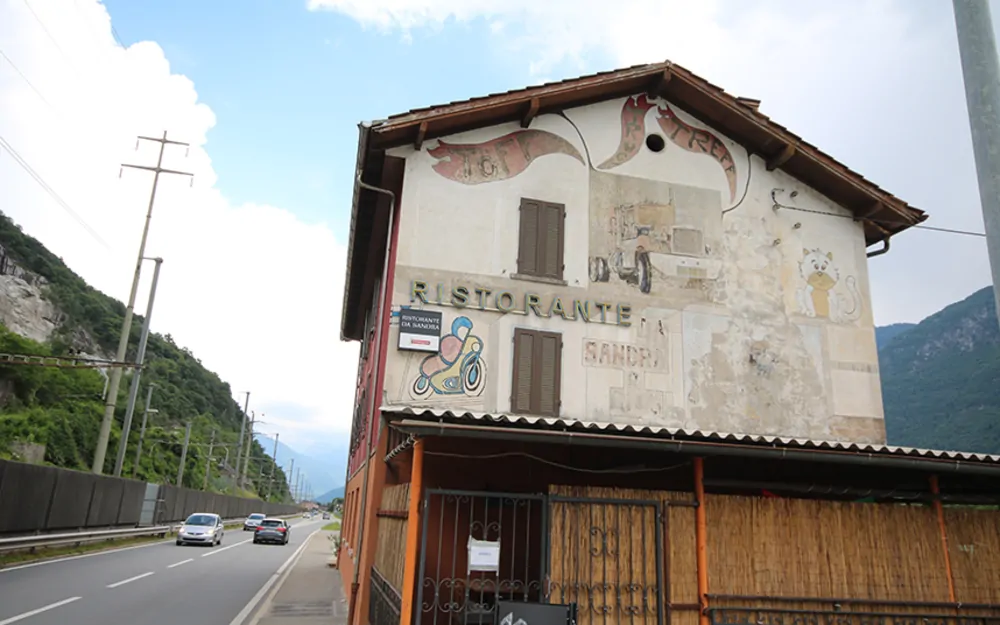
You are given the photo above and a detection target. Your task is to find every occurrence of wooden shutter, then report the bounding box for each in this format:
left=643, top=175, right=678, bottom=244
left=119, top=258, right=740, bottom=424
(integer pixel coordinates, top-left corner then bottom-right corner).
left=536, top=332, right=562, bottom=416
left=539, top=202, right=564, bottom=280
left=511, top=329, right=562, bottom=416
left=518, top=198, right=564, bottom=280
left=518, top=200, right=540, bottom=276
left=511, top=329, right=535, bottom=413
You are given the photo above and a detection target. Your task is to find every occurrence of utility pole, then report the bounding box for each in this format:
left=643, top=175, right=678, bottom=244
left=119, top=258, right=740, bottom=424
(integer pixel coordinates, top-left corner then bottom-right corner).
left=132, top=384, right=156, bottom=478
left=287, top=458, right=295, bottom=502
left=234, top=391, right=250, bottom=490
left=240, top=411, right=256, bottom=490
left=113, top=257, right=163, bottom=477
left=203, top=429, right=216, bottom=490
left=266, top=433, right=279, bottom=501
left=92, top=132, right=192, bottom=474
left=953, top=0, right=1000, bottom=328
left=176, top=421, right=192, bottom=487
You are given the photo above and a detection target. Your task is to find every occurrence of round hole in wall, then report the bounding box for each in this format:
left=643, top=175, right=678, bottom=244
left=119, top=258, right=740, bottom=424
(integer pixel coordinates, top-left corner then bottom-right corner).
left=645, top=133, right=666, bottom=152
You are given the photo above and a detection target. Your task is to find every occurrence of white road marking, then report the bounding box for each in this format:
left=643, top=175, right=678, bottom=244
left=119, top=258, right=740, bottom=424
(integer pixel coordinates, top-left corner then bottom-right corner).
left=227, top=528, right=321, bottom=625
left=167, top=558, right=193, bottom=569
left=106, top=571, right=154, bottom=588
left=201, top=537, right=252, bottom=558
left=0, top=538, right=171, bottom=573
left=0, top=597, right=82, bottom=625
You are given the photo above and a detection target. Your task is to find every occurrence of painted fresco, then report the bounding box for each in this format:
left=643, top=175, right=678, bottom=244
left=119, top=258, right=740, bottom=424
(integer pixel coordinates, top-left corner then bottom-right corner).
left=385, top=92, right=884, bottom=444
left=587, top=170, right=723, bottom=297
left=597, top=94, right=658, bottom=170
left=597, top=94, right=738, bottom=201
left=407, top=315, right=487, bottom=401
left=427, top=129, right=584, bottom=185
left=795, top=248, right=862, bottom=324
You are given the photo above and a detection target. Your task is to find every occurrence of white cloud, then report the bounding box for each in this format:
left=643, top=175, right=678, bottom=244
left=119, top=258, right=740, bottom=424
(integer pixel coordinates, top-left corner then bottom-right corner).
left=1, top=0, right=358, bottom=450
left=309, top=0, right=995, bottom=325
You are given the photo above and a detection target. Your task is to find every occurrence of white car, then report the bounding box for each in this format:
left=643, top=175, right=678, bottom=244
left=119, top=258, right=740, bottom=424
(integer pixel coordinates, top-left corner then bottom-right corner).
left=244, top=513, right=266, bottom=531
left=176, top=513, right=224, bottom=546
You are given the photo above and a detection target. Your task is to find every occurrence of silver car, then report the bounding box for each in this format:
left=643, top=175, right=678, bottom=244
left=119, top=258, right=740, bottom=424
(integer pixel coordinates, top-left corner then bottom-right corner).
left=176, top=513, right=225, bottom=546
left=243, top=513, right=266, bottom=531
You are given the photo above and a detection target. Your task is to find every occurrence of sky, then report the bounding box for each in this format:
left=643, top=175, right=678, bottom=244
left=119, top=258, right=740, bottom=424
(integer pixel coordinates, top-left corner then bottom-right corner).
left=0, top=0, right=996, bottom=456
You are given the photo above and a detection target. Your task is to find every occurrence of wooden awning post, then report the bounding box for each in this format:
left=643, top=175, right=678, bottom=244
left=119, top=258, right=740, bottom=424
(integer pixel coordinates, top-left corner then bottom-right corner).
left=694, top=457, right=710, bottom=625
left=399, top=438, right=425, bottom=625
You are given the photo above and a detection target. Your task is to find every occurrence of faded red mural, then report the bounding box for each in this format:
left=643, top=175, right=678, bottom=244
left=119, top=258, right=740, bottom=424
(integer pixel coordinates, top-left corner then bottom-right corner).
left=428, top=129, right=584, bottom=185
left=598, top=94, right=739, bottom=202
left=597, top=94, right=658, bottom=170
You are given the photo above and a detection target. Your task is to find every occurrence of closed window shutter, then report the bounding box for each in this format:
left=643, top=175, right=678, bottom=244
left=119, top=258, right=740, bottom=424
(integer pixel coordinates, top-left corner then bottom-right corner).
left=540, top=203, right=563, bottom=279
left=536, top=332, right=562, bottom=416
left=511, top=329, right=535, bottom=413
left=518, top=200, right=539, bottom=276
left=511, top=329, right=562, bottom=416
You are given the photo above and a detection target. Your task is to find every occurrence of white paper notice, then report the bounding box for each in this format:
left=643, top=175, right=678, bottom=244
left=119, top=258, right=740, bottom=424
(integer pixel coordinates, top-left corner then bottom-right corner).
left=467, top=537, right=500, bottom=573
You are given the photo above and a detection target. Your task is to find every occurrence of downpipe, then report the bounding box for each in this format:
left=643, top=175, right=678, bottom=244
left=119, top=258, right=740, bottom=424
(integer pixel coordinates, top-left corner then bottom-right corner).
left=348, top=173, right=397, bottom=625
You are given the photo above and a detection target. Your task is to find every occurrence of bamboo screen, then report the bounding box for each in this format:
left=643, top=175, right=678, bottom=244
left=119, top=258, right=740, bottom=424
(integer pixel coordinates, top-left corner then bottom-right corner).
left=944, top=507, right=1000, bottom=603
left=706, top=494, right=950, bottom=602
left=374, top=482, right=410, bottom=591
left=549, top=485, right=698, bottom=625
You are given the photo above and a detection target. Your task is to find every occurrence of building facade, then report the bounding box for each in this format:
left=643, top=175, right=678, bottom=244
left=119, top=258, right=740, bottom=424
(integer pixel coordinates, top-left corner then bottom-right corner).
left=337, top=62, right=1000, bottom=625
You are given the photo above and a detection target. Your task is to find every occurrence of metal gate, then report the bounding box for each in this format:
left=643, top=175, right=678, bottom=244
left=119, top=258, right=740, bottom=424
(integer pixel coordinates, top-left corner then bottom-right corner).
left=414, top=490, right=664, bottom=625
left=547, top=496, right=663, bottom=625
left=416, top=490, right=548, bottom=625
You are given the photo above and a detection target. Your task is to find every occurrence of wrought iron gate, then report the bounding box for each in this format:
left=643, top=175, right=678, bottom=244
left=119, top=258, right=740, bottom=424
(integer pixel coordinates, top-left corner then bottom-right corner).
left=416, top=490, right=548, bottom=625
left=547, top=496, right=663, bottom=625
left=414, top=489, right=664, bottom=625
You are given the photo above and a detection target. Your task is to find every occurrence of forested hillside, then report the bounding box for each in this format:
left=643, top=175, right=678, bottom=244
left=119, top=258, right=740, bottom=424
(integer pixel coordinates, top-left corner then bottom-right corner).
left=881, top=287, right=1000, bottom=454
left=0, top=212, right=289, bottom=500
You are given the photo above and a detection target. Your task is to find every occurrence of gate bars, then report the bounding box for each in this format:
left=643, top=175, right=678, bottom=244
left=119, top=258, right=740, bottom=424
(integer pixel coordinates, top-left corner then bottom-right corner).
left=414, top=489, right=666, bottom=625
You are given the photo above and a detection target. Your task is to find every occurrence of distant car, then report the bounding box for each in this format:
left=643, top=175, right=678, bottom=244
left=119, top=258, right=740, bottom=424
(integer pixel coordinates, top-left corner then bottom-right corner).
left=244, top=513, right=266, bottom=531
left=253, top=518, right=290, bottom=545
left=322, top=512, right=330, bottom=520
left=176, top=513, right=224, bottom=546
left=302, top=512, right=310, bottom=518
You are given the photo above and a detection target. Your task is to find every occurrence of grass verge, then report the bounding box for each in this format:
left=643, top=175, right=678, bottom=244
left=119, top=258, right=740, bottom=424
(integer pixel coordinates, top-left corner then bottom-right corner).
left=322, top=521, right=341, bottom=531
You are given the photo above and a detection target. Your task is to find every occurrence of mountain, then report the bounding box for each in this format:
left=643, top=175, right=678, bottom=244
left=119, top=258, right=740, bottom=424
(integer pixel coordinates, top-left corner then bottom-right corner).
left=880, top=286, right=1000, bottom=454
left=255, top=432, right=345, bottom=498
left=0, top=211, right=289, bottom=501
left=875, top=323, right=916, bottom=350
left=316, top=486, right=345, bottom=504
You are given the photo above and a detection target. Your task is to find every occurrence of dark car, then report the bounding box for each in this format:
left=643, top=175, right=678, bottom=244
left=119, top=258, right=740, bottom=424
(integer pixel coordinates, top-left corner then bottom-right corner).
left=253, top=518, right=290, bottom=545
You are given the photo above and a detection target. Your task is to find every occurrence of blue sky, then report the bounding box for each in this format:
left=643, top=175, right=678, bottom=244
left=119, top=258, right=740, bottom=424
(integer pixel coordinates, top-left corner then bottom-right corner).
left=3, top=0, right=995, bottom=465
left=102, top=0, right=605, bottom=235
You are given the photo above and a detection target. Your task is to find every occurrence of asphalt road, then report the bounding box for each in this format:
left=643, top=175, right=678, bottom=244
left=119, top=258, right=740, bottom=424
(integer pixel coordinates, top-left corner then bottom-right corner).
left=0, top=516, right=326, bottom=625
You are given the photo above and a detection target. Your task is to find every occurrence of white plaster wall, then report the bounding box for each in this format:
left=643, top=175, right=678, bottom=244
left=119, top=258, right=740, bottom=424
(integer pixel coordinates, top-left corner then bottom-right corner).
left=381, top=93, right=886, bottom=444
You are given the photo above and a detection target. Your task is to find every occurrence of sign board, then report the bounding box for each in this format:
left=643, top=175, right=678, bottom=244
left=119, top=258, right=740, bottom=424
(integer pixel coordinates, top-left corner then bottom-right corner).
left=397, top=308, right=442, bottom=353
left=498, top=601, right=576, bottom=625
left=467, top=537, right=500, bottom=573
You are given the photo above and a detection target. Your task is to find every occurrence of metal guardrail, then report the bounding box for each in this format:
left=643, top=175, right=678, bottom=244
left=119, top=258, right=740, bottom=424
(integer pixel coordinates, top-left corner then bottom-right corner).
left=0, top=526, right=173, bottom=554
left=0, top=512, right=309, bottom=555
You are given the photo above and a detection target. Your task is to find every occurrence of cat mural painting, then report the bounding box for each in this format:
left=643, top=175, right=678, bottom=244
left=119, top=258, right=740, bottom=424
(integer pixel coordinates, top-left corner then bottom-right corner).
left=411, top=316, right=487, bottom=398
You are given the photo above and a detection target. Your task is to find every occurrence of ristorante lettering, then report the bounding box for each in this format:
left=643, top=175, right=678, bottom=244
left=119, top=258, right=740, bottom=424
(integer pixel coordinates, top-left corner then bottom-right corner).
left=409, top=280, right=632, bottom=327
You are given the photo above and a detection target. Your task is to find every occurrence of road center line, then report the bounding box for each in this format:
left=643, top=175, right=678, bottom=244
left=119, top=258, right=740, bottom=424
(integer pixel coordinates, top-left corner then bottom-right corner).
left=201, top=537, right=252, bottom=558
left=167, top=558, right=193, bottom=569
left=107, top=571, right=154, bottom=588
left=0, top=596, right=82, bottom=625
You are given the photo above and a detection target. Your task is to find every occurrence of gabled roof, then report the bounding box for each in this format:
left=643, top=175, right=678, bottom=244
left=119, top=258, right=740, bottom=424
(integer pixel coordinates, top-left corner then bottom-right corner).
left=342, top=60, right=928, bottom=341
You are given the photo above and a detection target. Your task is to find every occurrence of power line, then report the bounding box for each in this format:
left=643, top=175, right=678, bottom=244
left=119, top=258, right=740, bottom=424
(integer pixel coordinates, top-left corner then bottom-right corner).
left=0, top=49, right=50, bottom=106
left=20, top=0, right=77, bottom=70
left=772, top=202, right=987, bottom=238
left=0, top=133, right=112, bottom=250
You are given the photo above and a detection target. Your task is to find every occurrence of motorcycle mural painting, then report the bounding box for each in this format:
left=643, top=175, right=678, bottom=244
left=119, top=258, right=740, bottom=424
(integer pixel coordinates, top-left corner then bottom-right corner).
left=410, top=316, right=487, bottom=399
